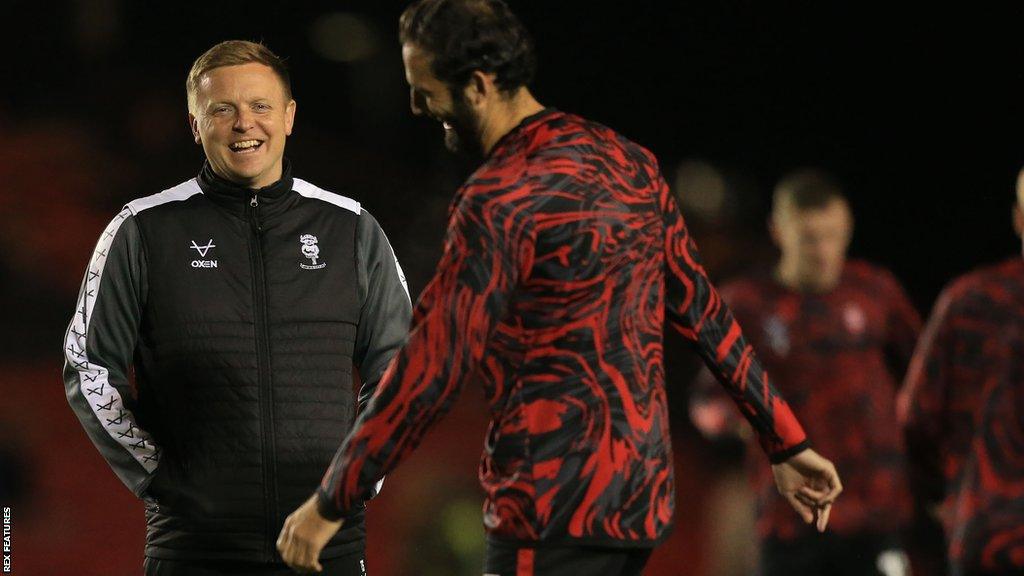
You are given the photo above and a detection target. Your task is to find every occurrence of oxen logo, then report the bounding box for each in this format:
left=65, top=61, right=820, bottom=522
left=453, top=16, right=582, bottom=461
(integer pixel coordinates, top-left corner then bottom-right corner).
left=299, top=234, right=326, bottom=270
left=189, top=239, right=218, bottom=268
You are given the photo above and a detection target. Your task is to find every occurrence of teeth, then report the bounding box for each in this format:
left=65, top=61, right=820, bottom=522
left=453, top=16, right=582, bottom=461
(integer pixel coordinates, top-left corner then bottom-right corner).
left=230, top=140, right=261, bottom=150
left=442, top=122, right=452, bottom=130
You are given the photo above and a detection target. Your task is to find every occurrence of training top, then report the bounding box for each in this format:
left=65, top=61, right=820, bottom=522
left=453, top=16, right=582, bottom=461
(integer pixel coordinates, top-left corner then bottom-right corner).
left=900, top=257, right=1024, bottom=573
left=318, top=108, right=809, bottom=547
left=691, top=262, right=921, bottom=541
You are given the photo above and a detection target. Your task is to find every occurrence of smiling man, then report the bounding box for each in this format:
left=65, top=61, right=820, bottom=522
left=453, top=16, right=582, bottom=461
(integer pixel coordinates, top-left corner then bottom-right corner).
left=63, top=41, right=411, bottom=575
left=277, top=2, right=843, bottom=576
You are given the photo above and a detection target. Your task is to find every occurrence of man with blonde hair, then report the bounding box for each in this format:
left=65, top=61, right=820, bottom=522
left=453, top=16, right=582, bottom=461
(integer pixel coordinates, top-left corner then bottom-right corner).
left=691, top=169, right=922, bottom=576
left=64, top=40, right=411, bottom=575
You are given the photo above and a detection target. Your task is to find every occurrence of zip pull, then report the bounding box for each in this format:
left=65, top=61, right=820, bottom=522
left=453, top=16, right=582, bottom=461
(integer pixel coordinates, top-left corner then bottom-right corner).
left=250, top=193, right=262, bottom=232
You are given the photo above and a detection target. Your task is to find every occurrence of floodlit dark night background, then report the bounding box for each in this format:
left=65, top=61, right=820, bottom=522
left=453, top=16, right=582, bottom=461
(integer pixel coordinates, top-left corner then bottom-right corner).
left=1, top=1, right=1022, bottom=574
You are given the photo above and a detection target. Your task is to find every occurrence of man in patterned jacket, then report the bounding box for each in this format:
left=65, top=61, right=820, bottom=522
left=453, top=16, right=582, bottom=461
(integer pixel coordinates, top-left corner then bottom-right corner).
left=898, top=171, right=1024, bottom=576
left=278, top=1, right=843, bottom=574
left=690, top=171, right=923, bottom=576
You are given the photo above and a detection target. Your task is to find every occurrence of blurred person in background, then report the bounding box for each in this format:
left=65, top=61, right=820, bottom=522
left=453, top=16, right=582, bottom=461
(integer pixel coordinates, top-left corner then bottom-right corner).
left=63, top=40, right=411, bottom=576
left=898, top=170, right=1024, bottom=576
left=690, top=169, right=923, bottom=576
left=277, top=1, right=843, bottom=575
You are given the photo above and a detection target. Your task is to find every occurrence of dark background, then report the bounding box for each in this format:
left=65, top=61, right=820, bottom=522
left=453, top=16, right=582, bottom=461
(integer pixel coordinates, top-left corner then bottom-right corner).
left=1, top=1, right=1021, bottom=574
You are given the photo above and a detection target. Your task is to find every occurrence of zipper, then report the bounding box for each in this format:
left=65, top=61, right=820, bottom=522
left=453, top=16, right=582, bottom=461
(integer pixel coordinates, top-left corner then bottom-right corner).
left=248, top=192, right=278, bottom=560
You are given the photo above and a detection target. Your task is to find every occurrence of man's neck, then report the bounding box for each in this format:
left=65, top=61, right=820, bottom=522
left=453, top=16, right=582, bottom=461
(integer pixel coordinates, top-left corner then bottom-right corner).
left=774, top=261, right=838, bottom=294
left=204, top=160, right=287, bottom=192
left=479, top=89, right=545, bottom=156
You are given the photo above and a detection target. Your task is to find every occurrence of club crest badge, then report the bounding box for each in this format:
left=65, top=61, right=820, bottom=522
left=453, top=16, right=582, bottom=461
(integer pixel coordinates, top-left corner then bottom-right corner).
left=843, top=303, right=866, bottom=335
left=299, top=234, right=326, bottom=270
left=764, top=315, right=791, bottom=357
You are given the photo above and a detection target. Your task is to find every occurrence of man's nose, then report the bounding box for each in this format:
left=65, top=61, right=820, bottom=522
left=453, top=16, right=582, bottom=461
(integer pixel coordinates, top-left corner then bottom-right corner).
left=233, top=108, right=254, bottom=132
left=409, top=89, right=425, bottom=116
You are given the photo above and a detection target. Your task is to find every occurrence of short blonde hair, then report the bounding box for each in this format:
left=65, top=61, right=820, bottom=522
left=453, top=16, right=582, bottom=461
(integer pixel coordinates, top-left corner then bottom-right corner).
left=186, top=40, right=291, bottom=113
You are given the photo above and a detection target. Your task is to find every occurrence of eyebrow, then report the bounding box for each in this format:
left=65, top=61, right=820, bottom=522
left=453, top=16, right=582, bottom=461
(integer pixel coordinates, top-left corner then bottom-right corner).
left=208, top=97, right=272, bottom=106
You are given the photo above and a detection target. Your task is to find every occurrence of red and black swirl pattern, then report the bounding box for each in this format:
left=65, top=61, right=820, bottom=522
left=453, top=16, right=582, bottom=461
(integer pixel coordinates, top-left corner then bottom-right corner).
left=692, top=262, right=922, bottom=541
left=900, top=257, right=1024, bottom=573
left=319, top=108, right=808, bottom=546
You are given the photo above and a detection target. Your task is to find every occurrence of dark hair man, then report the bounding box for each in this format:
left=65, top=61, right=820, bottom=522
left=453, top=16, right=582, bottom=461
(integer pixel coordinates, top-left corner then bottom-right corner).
left=63, top=40, right=412, bottom=576
left=278, top=3, right=842, bottom=575
left=898, top=171, right=1024, bottom=576
left=691, top=170, right=922, bottom=576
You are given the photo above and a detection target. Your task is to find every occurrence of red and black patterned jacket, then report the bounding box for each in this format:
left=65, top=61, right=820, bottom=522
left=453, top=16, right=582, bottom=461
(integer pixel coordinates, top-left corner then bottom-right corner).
left=317, top=108, right=808, bottom=547
left=691, top=262, right=921, bottom=542
left=899, top=257, right=1024, bottom=573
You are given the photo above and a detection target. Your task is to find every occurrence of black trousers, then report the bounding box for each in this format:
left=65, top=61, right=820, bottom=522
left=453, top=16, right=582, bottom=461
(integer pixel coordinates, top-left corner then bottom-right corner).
left=761, top=532, right=909, bottom=576
left=144, top=553, right=367, bottom=576
left=483, top=540, right=652, bottom=576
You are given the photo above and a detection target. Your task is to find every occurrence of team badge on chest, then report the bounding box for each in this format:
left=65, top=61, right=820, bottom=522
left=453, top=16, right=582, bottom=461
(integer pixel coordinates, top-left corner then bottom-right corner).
left=764, top=315, right=791, bottom=357
left=843, top=303, right=866, bottom=335
left=299, top=234, right=326, bottom=270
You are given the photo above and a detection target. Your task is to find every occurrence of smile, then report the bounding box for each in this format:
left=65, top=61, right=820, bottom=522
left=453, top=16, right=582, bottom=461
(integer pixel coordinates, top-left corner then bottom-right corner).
left=230, top=139, right=264, bottom=153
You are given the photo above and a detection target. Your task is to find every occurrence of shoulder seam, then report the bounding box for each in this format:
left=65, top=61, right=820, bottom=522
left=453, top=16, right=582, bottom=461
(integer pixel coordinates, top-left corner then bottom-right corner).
left=293, top=178, right=361, bottom=215
left=125, top=179, right=203, bottom=215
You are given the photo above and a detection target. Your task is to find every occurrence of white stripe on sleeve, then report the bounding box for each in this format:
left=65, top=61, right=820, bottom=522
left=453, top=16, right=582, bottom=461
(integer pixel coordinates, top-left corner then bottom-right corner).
left=64, top=208, right=160, bottom=472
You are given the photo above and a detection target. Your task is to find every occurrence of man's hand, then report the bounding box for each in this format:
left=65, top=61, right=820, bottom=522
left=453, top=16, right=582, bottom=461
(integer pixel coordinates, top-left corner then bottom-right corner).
left=772, top=448, right=843, bottom=532
left=277, top=493, right=344, bottom=573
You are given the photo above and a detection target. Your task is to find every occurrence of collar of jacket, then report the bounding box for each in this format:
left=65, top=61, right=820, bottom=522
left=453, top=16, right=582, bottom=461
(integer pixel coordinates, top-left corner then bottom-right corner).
left=484, top=107, right=561, bottom=161
left=196, top=158, right=297, bottom=222
left=446, top=107, right=561, bottom=222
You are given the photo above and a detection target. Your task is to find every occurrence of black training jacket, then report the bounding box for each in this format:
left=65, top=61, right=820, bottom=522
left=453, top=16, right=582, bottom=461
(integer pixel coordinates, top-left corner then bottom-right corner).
left=63, top=161, right=411, bottom=562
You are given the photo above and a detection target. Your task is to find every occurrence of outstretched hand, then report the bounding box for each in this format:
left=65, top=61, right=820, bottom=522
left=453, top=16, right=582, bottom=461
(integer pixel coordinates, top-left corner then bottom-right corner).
left=772, top=448, right=843, bottom=532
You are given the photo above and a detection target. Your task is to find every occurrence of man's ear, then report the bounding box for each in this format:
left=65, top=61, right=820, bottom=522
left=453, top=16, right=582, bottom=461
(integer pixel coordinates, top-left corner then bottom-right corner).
left=1013, top=203, right=1024, bottom=238
left=189, top=113, right=201, bottom=145
left=465, top=70, right=496, bottom=108
left=768, top=214, right=782, bottom=248
left=285, top=100, right=296, bottom=136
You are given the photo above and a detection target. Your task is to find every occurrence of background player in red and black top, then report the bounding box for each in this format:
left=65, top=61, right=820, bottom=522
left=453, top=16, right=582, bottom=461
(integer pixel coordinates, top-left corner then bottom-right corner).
left=276, top=2, right=843, bottom=574
left=690, top=171, right=924, bottom=576
left=898, top=172, right=1024, bottom=576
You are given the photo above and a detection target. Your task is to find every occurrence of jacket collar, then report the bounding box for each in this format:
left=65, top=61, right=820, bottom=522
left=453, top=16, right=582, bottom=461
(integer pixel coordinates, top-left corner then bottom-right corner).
left=196, top=159, right=296, bottom=222
left=484, top=107, right=561, bottom=161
